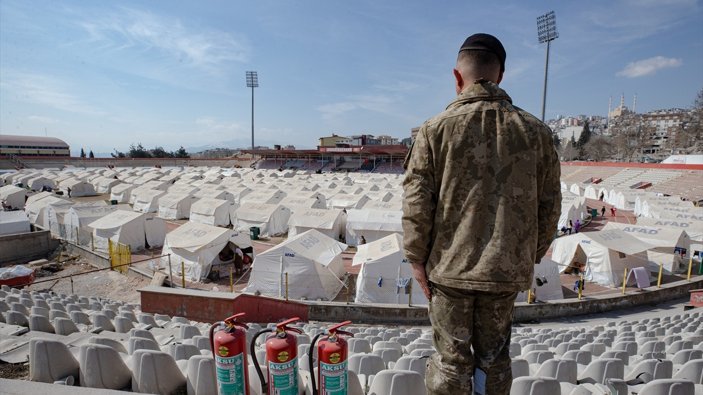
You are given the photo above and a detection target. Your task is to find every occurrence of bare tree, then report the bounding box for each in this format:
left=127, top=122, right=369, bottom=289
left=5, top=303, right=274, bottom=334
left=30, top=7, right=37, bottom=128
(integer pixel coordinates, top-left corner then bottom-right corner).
left=583, top=135, right=616, bottom=161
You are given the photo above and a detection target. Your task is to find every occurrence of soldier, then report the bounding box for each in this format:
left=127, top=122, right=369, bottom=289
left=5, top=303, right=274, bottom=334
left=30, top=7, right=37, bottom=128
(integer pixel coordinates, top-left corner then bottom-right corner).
left=402, top=33, right=561, bottom=395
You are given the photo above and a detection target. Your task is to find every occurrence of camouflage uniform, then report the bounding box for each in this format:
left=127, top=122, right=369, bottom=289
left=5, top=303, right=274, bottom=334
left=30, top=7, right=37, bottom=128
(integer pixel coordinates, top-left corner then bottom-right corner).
left=402, top=80, right=561, bottom=394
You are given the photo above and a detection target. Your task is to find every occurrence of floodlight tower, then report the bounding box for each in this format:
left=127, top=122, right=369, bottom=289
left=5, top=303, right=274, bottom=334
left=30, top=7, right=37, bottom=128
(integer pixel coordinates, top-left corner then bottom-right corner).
left=245, top=71, right=259, bottom=150
left=537, top=11, right=558, bottom=122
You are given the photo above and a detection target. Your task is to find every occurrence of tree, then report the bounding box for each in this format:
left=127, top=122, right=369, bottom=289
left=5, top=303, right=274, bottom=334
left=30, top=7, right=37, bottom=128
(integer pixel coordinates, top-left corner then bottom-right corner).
left=128, top=143, right=151, bottom=158
left=89, top=150, right=95, bottom=159
left=173, top=146, right=190, bottom=158
left=552, top=133, right=561, bottom=149
left=111, top=149, right=126, bottom=158
left=583, top=135, right=616, bottom=162
left=150, top=146, right=171, bottom=158
left=560, top=140, right=579, bottom=161
left=80, top=148, right=86, bottom=158
left=576, top=121, right=592, bottom=148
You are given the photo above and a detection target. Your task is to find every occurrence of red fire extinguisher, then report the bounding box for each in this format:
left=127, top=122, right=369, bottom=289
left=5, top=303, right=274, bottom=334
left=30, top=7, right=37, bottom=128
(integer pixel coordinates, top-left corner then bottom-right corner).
left=309, top=320, right=354, bottom=395
left=209, top=312, right=250, bottom=395
left=251, top=317, right=303, bottom=395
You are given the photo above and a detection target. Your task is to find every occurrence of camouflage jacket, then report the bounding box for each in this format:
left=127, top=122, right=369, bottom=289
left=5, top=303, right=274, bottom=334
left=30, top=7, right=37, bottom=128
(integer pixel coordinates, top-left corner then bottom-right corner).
left=402, top=80, right=561, bottom=292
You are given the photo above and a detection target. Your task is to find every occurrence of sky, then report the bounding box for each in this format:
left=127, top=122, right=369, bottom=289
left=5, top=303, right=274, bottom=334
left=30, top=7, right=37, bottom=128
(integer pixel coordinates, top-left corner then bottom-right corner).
left=1, top=0, right=702, bottom=156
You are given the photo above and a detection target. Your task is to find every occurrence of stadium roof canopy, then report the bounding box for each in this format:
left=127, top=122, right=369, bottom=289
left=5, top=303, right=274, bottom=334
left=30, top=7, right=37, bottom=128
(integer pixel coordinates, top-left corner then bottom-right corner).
left=0, top=134, right=69, bottom=148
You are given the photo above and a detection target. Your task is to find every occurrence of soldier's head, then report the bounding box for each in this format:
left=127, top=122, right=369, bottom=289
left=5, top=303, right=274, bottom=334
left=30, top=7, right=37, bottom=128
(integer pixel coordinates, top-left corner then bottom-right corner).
left=454, top=33, right=506, bottom=94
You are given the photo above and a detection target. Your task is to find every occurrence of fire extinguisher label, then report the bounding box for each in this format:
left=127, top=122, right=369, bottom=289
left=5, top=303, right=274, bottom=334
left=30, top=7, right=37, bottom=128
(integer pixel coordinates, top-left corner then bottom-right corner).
left=320, top=360, right=348, bottom=395
left=215, top=353, right=246, bottom=395
left=268, top=359, right=298, bottom=395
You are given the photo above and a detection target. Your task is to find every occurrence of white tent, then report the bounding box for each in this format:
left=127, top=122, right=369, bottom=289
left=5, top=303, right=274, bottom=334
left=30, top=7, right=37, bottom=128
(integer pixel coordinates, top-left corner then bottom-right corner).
left=240, top=190, right=287, bottom=205
left=328, top=194, right=370, bottom=210
left=193, top=188, right=234, bottom=202
left=636, top=217, right=703, bottom=243
left=280, top=196, right=327, bottom=213
left=88, top=211, right=165, bottom=252
left=58, top=178, right=97, bottom=197
left=288, top=208, right=344, bottom=239
left=515, top=257, right=565, bottom=302
left=551, top=229, right=653, bottom=287
left=110, top=183, right=135, bottom=203
left=233, top=203, right=291, bottom=237
left=25, top=196, right=72, bottom=229
left=129, top=181, right=170, bottom=204
left=0, top=185, right=27, bottom=210
left=353, top=233, right=428, bottom=305
left=161, top=222, right=237, bottom=281
left=93, top=177, right=122, bottom=194
left=363, top=200, right=403, bottom=211
left=66, top=204, right=132, bottom=246
left=26, top=176, right=54, bottom=192
left=558, top=194, right=587, bottom=230
left=569, top=184, right=584, bottom=196
left=46, top=203, right=75, bottom=239
left=345, top=209, right=403, bottom=246
left=646, top=204, right=703, bottom=221
left=157, top=193, right=197, bottom=219
left=190, top=198, right=234, bottom=227
left=244, top=229, right=346, bottom=300
left=0, top=211, right=31, bottom=236
left=603, top=222, right=690, bottom=274
left=133, top=189, right=166, bottom=213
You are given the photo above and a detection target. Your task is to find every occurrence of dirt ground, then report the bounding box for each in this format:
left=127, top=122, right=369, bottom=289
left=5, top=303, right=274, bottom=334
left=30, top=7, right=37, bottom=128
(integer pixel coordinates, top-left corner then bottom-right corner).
left=26, top=259, right=151, bottom=304
left=0, top=362, right=29, bottom=380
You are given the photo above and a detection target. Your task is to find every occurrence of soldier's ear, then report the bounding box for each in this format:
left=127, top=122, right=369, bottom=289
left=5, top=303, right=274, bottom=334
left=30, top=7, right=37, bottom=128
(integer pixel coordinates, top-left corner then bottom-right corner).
left=496, top=70, right=504, bottom=85
left=453, top=68, right=464, bottom=94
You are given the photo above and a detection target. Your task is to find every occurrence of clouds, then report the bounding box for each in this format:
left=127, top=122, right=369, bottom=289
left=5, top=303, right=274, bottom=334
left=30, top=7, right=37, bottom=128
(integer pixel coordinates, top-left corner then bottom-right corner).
left=617, top=56, right=683, bottom=78
left=1, top=72, right=106, bottom=116
left=78, top=7, right=249, bottom=75
left=317, top=94, right=397, bottom=120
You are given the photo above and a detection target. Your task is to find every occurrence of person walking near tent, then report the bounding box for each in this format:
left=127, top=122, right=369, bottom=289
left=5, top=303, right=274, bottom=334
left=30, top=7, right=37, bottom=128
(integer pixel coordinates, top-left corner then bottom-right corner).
left=601, top=206, right=606, bottom=219
left=611, top=206, right=617, bottom=217
left=574, top=219, right=581, bottom=233
left=234, top=247, right=244, bottom=275
left=359, top=235, right=366, bottom=245
left=402, top=33, right=561, bottom=395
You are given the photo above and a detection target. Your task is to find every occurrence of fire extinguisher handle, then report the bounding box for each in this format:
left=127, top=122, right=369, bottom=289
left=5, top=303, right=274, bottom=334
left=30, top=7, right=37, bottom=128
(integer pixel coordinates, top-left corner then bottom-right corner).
left=328, top=320, right=353, bottom=334
left=335, top=330, right=354, bottom=338
left=275, top=316, right=301, bottom=331
left=224, top=313, right=249, bottom=329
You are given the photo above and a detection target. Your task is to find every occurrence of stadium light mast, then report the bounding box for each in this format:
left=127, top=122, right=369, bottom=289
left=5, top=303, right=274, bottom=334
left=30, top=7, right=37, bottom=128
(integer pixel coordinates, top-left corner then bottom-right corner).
left=537, top=11, right=558, bottom=122
left=245, top=71, right=259, bottom=150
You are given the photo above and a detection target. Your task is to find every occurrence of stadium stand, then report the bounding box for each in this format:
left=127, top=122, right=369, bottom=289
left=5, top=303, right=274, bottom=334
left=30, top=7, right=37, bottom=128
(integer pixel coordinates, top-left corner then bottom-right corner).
left=1, top=284, right=701, bottom=394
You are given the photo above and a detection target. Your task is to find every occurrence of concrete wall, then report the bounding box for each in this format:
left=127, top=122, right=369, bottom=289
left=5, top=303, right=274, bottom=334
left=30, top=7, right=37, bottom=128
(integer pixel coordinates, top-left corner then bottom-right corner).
left=0, top=157, right=252, bottom=170
left=139, top=286, right=309, bottom=324
left=139, top=276, right=703, bottom=325
left=0, top=230, right=58, bottom=266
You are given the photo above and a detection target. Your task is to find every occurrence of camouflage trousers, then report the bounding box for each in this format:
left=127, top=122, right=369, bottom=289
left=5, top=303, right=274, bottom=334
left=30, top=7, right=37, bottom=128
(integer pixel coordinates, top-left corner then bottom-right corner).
left=426, top=283, right=517, bottom=395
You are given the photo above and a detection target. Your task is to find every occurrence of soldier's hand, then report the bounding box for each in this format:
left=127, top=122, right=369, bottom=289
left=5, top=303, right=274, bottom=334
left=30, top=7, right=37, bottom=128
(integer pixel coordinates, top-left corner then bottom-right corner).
left=410, top=261, right=431, bottom=301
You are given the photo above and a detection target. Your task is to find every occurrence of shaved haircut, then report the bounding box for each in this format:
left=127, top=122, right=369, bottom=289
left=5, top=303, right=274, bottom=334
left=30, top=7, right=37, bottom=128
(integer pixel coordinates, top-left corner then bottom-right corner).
left=456, top=50, right=502, bottom=83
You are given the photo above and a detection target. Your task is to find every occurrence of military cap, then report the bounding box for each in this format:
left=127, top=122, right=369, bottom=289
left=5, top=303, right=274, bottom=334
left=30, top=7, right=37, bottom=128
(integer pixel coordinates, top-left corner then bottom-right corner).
left=459, top=33, right=506, bottom=72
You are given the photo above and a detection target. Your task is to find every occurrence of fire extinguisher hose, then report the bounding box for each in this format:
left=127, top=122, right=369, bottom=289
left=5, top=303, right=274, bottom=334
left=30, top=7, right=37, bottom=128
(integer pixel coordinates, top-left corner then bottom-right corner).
left=250, top=328, right=273, bottom=395
left=308, top=332, right=323, bottom=395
